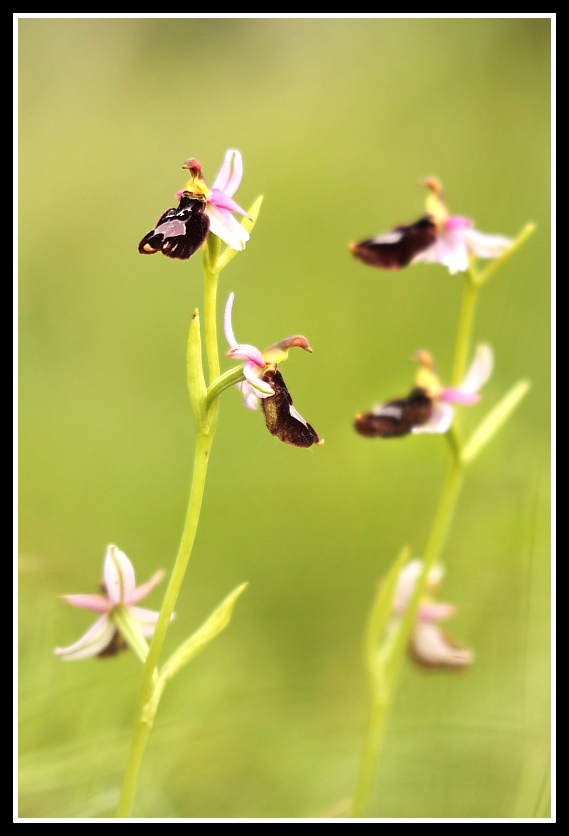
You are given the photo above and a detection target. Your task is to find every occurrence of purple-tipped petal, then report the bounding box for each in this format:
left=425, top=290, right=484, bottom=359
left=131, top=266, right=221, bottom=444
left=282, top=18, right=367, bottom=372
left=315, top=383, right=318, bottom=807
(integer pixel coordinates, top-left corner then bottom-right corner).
left=211, top=149, right=243, bottom=197
left=104, top=545, right=136, bottom=605
left=54, top=614, right=115, bottom=661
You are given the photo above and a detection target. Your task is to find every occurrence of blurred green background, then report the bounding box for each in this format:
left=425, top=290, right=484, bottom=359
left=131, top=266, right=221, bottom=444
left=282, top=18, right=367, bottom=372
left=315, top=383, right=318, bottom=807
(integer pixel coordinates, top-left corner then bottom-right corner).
left=18, top=17, right=551, bottom=820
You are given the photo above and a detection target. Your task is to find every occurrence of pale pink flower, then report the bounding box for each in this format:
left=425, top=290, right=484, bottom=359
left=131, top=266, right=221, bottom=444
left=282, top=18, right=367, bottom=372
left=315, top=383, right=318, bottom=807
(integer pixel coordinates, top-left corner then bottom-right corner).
left=54, top=545, right=168, bottom=661
left=393, top=559, right=473, bottom=669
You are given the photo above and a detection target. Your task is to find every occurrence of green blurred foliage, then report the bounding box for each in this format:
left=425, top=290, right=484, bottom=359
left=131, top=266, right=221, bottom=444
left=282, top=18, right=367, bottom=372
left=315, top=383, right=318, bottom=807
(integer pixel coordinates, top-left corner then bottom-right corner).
left=18, top=17, right=551, bottom=820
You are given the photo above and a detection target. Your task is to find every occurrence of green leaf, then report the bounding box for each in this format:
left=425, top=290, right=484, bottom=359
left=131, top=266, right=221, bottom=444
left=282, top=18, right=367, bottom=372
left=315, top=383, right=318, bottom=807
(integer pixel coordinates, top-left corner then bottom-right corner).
left=365, top=546, right=411, bottom=691
left=461, top=379, right=531, bottom=465
left=476, top=221, right=537, bottom=286
left=149, top=582, right=249, bottom=711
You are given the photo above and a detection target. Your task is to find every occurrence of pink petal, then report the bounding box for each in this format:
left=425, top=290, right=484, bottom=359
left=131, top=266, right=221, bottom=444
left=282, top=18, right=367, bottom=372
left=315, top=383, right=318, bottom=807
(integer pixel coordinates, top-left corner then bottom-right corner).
left=444, top=215, right=473, bottom=231
left=227, top=344, right=266, bottom=367
left=60, top=593, right=110, bottom=613
left=209, top=188, right=250, bottom=218
left=439, top=388, right=481, bottom=405
left=436, top=230, right=470, bottom=274
left=418, top=602, right=457, bottom=622
left=211, top=149, right=243, bottom=197
left=238, top=381, right=261, bottom=410
left=411, top=622, right=474, bottom=668
left=104, top=545, right=136, bottom=606
left=132, top=569, right=166, bottom=604
left=54, top=614, right=115, bottom=661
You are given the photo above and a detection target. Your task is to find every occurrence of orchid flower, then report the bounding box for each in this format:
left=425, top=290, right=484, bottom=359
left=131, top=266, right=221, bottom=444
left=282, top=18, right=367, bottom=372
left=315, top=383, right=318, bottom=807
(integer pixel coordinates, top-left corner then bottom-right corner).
left=139, top=150, right=250, bottom=260
left=224, top=293, right=322, bottom=447
left=413, top=343, right=494, bottom=434
left=351, top=178, right=512, bottom=275
left=391, top=559, right=473, bottom=669
left=54, top=545, right=169, bottom=661
left=224, top=291, right=275, bottom=410
left=354, top=344, right=493, bottom=438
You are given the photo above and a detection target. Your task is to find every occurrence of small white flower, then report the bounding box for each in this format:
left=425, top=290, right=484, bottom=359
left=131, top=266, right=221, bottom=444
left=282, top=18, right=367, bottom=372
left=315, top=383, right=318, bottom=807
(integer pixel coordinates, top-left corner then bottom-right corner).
left=54, top=545, right=169, bottom=661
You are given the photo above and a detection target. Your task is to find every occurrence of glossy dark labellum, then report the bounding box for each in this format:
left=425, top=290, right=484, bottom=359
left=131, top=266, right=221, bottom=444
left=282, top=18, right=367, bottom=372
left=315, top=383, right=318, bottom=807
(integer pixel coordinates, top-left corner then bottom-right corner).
left=261, top=367, right=322, bottom=448
left=351, top=216, right=438, bottom=270
left=138, top=193, right=210, bottom=260
left=354, top=387, right=433, bottom=438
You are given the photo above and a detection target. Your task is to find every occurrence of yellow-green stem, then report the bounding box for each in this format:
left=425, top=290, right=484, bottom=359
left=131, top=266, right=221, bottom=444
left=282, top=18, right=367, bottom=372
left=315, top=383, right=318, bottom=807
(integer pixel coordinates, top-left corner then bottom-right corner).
left=204, top=243, right=221, bottom=386
left=351, top=692, right=390, bottom=818
left=350, top=447, right=464, bottom=818
left=452, top=272, right=479, bottom=389
left=117, top=257, right=222, bottom=818
left=116, top=429, right=216, bottom=818
left=351, top=225, right=534, bottom=817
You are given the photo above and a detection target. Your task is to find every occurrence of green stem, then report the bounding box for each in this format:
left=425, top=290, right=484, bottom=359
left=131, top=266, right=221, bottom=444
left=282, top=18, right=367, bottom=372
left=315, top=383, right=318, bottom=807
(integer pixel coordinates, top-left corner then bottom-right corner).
left=116, top=430, right=216, bottom=818
left=117, top=252, right=222, bottom=818
left=204, top=238, right=221, bottom=386
left=112, top=607, right=151, bottom=668
left=452, top=272, right=479, bottom=389
left=207, top=365, right=246, bottom=409
left=350, top=446, right=464, bottom=818
left=351, top=692, right=390, bottom=818
left=476, top=222, right=536, bottom=288
left=351, top=222, right=535, bottom=817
